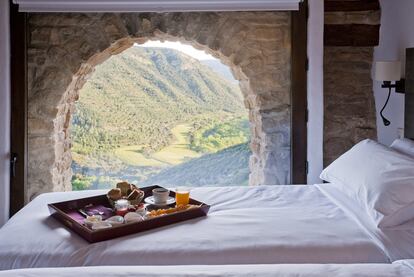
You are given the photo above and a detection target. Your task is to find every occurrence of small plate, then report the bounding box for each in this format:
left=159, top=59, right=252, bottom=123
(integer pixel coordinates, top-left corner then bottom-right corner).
left=145, top=196, right=175, bottom=206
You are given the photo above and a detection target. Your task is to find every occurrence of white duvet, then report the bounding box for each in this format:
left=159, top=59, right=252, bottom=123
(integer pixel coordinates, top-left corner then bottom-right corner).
left=1, top=262, right=414, bottom=277
left=0, top=185, right=412, bottom=270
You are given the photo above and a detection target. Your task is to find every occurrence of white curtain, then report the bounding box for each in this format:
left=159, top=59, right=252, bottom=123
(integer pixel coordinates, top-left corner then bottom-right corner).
left=13, top=0, right=301, bottom=12
left=0, top=0, right=11, bottom=227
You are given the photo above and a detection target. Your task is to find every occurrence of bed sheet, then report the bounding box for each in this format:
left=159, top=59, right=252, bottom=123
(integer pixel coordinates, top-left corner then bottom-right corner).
left=1, top=261, right=414, bottom=277
left=0, top=185, right=393, bottom=270
left=319, top=184, right=414, bottom=261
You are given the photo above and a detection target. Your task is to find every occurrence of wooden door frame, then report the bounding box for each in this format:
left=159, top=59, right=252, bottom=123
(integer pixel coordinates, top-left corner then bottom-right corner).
left=9, top=1, right=27, bottom=216
left=291, top=0, right=308, bottom=184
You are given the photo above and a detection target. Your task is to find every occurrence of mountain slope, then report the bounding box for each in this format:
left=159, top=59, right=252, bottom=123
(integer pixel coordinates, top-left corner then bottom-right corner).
left=71, top=47, right=245, bottom=154
left=201, top=59, right=238, bottom=84
left=142, top=143, right=250, bottom=187
left=71, top=46, right=251, bottom=189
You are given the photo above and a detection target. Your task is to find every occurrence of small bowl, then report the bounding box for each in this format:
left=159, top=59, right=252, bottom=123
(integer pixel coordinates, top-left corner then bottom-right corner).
left=84, top=215, right=102, bottom=228
left=105, top=215, right=124, bottom=226
left=124, top=212, right=144, bottom=223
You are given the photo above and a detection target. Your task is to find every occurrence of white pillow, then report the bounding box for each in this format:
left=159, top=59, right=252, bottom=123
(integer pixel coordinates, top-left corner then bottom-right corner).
left=391, top=138, right=414, bottom=159
left=320, top=139, right=414, bottom=229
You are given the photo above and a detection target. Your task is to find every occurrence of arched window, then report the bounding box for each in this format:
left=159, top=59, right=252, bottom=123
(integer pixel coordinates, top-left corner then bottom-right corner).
left=70, top=41, right=250, bottom=190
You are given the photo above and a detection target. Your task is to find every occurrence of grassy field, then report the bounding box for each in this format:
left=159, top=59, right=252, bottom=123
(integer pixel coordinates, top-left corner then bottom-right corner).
left=115, top=124, right=201, bottom=167
left=152, top=124, right=201, bottom=165
left=114, top=145, right=164, bottom=167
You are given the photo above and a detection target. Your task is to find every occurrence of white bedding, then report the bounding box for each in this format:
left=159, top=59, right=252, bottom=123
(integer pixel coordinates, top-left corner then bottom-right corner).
left=0, top=185, right=411, bottom=270
left=1, top=262, right=414, bottom=277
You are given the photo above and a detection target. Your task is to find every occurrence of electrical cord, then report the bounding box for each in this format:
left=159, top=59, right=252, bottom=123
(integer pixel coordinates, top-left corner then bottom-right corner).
left=380, top=87, right=392, bottom=126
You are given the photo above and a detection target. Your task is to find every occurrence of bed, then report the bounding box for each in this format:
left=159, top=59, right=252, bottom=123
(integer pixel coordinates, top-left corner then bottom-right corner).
left=1, top=182, right=414, bottom=270
left=1, top=262, right=414, bottom=277
left=1, top=48, right=414, bottom=270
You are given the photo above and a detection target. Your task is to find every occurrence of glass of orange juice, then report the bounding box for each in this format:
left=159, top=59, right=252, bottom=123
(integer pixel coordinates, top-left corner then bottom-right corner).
left=175, top=187, right=190, bottom=206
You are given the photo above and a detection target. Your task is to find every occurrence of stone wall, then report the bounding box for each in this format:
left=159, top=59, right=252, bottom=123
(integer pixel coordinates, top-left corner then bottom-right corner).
left=323, top=5, right=380, bottom=166
left=27, top=12, right=292, bottom=201
left=324, top=47, right=377, bottom=165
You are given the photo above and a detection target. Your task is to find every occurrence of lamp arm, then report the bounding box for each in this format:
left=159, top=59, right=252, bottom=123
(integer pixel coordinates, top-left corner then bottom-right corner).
left=380, top=87, right=392, bottom=126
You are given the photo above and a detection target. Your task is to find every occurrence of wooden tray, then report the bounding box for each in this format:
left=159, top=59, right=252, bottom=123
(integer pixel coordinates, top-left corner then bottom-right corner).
left=48, top=185, right=210, bottom=243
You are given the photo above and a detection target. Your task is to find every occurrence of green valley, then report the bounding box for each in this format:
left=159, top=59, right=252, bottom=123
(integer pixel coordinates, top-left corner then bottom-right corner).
left=71, top=46, right=251, bottom=190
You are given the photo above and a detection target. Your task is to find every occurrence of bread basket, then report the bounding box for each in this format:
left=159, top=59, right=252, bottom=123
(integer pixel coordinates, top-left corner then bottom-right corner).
left=107, top=182, right=145, bottom=208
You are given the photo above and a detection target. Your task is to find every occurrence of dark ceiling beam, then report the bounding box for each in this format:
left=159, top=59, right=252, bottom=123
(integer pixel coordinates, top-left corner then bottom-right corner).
left=325, top=0, right=380, bottom=12
left=324, top=24, right=380, bottom=46
left=324, top=0, right=381, bottom=47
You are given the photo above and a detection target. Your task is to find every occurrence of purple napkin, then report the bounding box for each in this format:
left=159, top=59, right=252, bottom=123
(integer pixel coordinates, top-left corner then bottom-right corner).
left=67, top=204, right=114, bottom=223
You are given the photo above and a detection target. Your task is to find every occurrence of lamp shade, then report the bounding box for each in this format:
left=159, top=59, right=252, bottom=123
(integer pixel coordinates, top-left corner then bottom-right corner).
left=374, top=61, right=401, bottom=81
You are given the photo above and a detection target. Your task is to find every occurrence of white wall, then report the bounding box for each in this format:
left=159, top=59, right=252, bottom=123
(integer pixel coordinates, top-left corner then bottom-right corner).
left=0, top=0, right=11, bottom=226
left=374, top=0, right=414, bottom=145
left=307, top=0, right=324, bottom=184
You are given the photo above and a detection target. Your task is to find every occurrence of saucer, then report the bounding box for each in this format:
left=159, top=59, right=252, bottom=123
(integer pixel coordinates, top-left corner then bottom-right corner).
left=145, top=196, right=175, bottom=206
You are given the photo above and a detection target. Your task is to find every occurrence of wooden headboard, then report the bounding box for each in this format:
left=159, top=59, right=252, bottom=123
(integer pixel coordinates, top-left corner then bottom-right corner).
left=406, top=48, right=414, bottom=139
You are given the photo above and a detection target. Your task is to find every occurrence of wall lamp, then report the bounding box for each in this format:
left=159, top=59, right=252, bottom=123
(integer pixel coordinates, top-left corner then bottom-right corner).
left=374, top=61, right=405, bottom=126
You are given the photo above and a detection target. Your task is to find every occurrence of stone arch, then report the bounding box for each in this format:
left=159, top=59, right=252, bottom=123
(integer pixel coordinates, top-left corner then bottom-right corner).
left=27, top=12, right=292, bottom=201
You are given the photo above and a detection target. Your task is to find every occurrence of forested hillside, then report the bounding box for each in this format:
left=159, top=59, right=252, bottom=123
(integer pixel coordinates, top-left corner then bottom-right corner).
left=71, top=46, right=250, bottom=189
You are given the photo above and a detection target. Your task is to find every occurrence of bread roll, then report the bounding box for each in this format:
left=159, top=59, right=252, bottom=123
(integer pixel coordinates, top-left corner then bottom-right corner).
left=116, top=182, right=130, bottom=196
left=127, top=189, right=139, bottom=200
left=107, top=188, right=122, bottom=201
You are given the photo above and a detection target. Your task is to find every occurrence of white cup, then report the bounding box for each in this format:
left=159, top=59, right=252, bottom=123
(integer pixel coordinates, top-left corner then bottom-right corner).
left=152, top=188, right=169, bottom=204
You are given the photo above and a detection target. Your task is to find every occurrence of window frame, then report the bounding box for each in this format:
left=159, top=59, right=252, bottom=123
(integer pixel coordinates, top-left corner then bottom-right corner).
left=9, top=1, right=308, bottom=214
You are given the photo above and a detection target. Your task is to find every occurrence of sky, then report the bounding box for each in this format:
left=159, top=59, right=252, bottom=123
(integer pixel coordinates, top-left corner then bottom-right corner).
left=135, top=41, right=215, bottom=61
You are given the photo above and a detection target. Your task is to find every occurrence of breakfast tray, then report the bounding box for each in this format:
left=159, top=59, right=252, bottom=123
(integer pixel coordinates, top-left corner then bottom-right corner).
left=48, top=185, right=210, bottom=243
